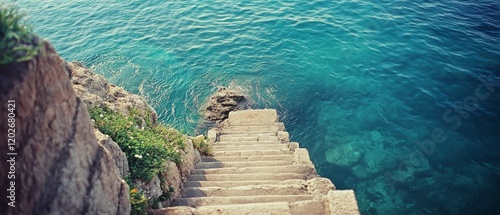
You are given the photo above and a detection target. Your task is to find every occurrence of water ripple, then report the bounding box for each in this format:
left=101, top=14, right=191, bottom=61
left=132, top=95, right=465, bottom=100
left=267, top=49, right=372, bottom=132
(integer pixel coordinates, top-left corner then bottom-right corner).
left=16, top=0, right=500, bottom=213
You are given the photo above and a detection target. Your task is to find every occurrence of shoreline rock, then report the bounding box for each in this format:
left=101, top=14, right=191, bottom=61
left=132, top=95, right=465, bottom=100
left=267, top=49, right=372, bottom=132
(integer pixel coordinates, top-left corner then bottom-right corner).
left=66, top=60, right=203, bottom=208
left=204, top=87, right=250, bottom=122
left=67, top=61, right=158, bottom=127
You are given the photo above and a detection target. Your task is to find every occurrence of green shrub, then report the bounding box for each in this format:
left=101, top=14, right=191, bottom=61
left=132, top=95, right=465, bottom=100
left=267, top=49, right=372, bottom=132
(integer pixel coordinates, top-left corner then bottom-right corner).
left=192, top=135, right=213, bottom=156
left=130, top=188, right=148, bottom=215
left=89, top=106, right=185, bottom=182
left=0, top=4, right=40, bottom=65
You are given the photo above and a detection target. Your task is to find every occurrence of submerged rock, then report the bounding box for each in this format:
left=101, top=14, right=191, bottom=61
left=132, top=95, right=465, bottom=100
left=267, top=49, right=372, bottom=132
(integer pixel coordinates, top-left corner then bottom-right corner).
left=325, top=143, right=362, bottom=166
left=204, top=87, right=249, bottom=122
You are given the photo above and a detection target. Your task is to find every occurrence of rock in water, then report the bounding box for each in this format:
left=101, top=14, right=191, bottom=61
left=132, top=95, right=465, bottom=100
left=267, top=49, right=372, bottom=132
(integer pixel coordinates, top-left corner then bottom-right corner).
left=204, top=87, right=249, bottom=122
left=0, top=42, right=130, bottom=215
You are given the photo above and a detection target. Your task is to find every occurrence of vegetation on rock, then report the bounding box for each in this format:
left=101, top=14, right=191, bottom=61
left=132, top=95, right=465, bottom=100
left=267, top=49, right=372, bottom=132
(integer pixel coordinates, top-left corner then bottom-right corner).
left=89, top=106, right=186, bottom=182
left=192, top=135, right=213, bottom=156
left=0, top=4, right=40, bottom=65
left=129, top=188, right=148, bottom=215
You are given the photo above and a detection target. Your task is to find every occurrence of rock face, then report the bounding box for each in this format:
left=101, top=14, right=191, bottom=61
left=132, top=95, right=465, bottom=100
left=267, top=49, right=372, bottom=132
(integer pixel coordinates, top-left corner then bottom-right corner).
left=94, top=129, right=130, bottom=179
left=66, top=61, right=203, bottom=208
left=160, top=139, right=202, bottom=207
left=68, top=61, right=157, bottom=126
left=204, top=87, right=249, bottom=122
left=0, top=42, right=130, bottom=215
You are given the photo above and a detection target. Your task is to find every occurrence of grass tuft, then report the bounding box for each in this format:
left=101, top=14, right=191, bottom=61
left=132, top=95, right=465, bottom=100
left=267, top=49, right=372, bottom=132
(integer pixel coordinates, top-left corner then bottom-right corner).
left=0, top=3, right=40, bottom=65
left=192, top=135, right=213, bottom=156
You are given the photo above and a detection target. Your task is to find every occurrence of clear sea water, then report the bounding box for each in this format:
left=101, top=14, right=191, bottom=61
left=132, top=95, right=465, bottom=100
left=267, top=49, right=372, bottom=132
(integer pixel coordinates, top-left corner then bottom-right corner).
left=14, top=0, right=500, bottom=214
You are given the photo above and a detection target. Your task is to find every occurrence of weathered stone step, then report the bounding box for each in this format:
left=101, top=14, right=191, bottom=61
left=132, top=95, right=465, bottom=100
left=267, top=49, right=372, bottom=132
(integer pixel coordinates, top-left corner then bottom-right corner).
left=212, top=144, right=288, bottom=151
left=152, top=201, right=327, bottom=215
left=221, top=126, right=280, bottom=134
left=184, top=179, right=307, bottom=188
left=213, top=149, right=293, bottom=156
left=226, top=109, right=279, bottom=126
left=220, top=133, right=277, bottom=137
left=219, top=135, right=279, bottom=142
left=172, top=195, right=317, bottom=207
left=289, top=200, right=327, bottom=215
left=215, top=141, right=281, bottom=145
left=195, top=202, right=292, bottom=215
left=192, top=165, right=315, bottom=175
left=182, top=184, right=308, bottom=198
left=196, top=160, right=294, bottom=169
left=203, top=155, right=293, bottom=162
left=188, top=173, right=306, bottom=181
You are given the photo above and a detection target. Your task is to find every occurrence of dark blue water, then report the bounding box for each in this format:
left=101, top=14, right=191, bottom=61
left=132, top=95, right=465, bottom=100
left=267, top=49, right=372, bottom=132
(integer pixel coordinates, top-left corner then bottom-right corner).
left=15, top=0, right=500, bottom=213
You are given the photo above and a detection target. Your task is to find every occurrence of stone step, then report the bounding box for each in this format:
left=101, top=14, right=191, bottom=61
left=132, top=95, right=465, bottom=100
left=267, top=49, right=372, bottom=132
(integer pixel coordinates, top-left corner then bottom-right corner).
left=221, top=126, right=280, bottom=134
left=212, top=144, right=288, bottom=151
left=220, top=133, right=277, bottom=137
left=219, top=135, right=279, bottom=142
left=182, top=184, right=309, bottom=198
left=194, top=202, right=292, bottom=215
left=213, top=149, right=293, bottom=156
left=184, top=179, right=307, bottom=188
left=290, top=200, right=327, bottom=215
left=214, top=141, right=281, bottom=145
left=226, top=109, right=279, bottom=126
left=188, top=173, right=307, bottom=181
left=172, top=195, right=318, bottom=207
left=203, top=155, right=293, bottom=162
left=151, top=201, right=327, bottom=215
left=192, top=165, right=315, bottom=175
left=196, top=160, right=294, bottom=169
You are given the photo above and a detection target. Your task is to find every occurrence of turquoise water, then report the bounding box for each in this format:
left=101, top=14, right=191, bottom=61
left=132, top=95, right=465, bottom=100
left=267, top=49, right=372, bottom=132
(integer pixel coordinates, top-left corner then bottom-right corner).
left=15, top=0, right=500, bottom=214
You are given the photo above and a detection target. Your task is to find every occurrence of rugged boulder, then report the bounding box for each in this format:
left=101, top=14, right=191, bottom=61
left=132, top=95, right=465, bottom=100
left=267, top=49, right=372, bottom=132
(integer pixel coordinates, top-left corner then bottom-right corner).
left=94, top=129, right=130, bottom=179
left=204, top=87, right=249, bottom=122
left=68, top=61, right=157, bottom=126
left=0, top=42, right=130, bottom=215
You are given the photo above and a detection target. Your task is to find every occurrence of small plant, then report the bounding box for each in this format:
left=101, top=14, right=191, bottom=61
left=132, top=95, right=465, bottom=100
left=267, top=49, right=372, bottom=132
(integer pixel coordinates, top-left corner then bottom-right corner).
left=130, top=188, right=148, bottom=215
left=192, top=135, right=213, bottom=156
left=0, top=4, right=41, bottom=65
left=152, top=185, right=175, bottom=209
left=88, top=106, right=186, bottom=182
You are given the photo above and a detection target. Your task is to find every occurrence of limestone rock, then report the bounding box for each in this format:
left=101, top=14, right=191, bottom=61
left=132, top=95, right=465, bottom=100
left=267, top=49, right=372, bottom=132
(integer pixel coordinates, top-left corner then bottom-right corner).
left=325, top=190, right=360, bottom=215
left=161, top=161, right=183, bottom=206
left=306, top=178, right=336, bottom=195
left=94, top=129, right=129, bottom=179
left=68, top=61, right=158, bottom=126
left=0, top=41, right=130, bottom=215
left=179, top=139, right=202, bottom=178
left=135, top=175, right=163, bottom=206
left=204, top=87, right=249, bottom=122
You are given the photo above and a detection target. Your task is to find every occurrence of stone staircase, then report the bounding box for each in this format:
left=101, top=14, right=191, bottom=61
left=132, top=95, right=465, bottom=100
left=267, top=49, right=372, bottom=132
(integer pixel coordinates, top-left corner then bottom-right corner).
left=157, top=109, right=359, bottom=215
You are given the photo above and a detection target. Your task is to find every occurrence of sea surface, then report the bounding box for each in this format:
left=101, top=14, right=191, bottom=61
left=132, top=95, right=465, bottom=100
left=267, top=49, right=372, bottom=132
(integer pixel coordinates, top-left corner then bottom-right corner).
left=15, top=0, right=500, bottom=214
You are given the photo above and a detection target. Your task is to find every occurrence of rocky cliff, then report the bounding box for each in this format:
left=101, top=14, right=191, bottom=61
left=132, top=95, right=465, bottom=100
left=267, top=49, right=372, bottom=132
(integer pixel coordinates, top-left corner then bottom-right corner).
left=0, top=42, right=131, bottom=214
left=66, top=60, right=204, bottom=211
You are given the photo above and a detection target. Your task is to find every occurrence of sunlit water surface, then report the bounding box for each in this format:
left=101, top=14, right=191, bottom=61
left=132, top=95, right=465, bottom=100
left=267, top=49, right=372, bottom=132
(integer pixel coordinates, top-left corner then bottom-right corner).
left=16, top=0, right=500, bottom=213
